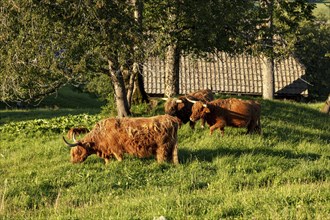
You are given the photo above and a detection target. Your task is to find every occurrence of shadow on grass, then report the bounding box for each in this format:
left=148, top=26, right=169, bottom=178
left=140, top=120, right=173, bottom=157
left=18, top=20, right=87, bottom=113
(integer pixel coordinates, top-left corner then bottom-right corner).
left=260, top=99, right=330, bottom=143
left=179, top=146, right=322, bottom=164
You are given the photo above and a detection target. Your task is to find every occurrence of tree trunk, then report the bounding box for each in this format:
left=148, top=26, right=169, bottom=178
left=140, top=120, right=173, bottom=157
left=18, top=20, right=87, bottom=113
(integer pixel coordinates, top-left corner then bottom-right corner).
left=261, top=56, right=275, bottom=100
left=133, top=63, right=150, bottom=104
left=126, top=67, right=136, bottom=108
left=261, top=0, right=275, bottom=100
left=108, top=59, right=131, bottom=117
left=129, top=0, right=149, bottom=104
left=164, top=44, right=180, bottom=98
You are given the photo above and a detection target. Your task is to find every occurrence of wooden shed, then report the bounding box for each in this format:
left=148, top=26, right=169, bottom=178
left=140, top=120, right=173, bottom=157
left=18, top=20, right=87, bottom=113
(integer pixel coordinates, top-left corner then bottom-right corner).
left=143, top=52, right=309, bottom=97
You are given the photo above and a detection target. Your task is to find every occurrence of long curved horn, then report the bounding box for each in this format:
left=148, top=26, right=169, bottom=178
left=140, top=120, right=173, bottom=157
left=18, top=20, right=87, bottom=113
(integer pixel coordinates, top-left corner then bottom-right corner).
left=175, top=99, right=183, bottom=103
left=186, top=97, right=197, bottom=104
left=73, top=133, right=78, bottom=142
left=186, top=97, right=208, bottom=108
left=161, top=98, right=168, bottom=101
left=62, top=136, right=79, bottom=147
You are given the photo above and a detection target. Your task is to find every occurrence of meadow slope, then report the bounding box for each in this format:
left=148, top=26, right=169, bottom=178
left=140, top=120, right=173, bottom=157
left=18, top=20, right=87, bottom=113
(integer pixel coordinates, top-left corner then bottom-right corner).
left=0, top=98, right=329, bottom=219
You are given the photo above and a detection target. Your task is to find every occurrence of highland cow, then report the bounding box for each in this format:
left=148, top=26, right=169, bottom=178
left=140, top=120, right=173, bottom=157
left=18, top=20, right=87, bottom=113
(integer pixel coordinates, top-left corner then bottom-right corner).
left=163, top=89, right=214, bottom=129
left=188, top=98, right=261, bottom=135
left=63, top=115, right=181, bottom=164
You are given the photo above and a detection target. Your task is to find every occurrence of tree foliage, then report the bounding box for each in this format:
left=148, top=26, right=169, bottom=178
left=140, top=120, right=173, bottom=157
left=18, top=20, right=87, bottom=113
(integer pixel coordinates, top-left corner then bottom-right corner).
left=243, top=0, right=315, bottom=99
left=0, top=0, right=326, bottom=108
left=1, top=0, right=142, bottom=116
left=143, top=0, right=257, bottom=57
left=295, top=17, right=330, bottom=98
left=0, top=1, right=75, bottom=105
left=250, top=0, right=315, bottom=58
left=143, top=0, right=258, bottom=97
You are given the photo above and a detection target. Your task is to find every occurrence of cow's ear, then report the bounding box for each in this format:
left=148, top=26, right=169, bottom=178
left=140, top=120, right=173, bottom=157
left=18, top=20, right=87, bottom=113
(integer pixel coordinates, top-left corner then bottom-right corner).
left=204, top=107, right=211, bottom=113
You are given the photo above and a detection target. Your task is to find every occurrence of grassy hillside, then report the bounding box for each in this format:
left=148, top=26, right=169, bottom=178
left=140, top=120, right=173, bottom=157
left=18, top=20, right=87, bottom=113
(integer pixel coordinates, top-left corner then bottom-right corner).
left=0, top=85, right=105, bottom=110
left=39, top=85, right=105, bottom=109
left=314, top=2, right=330, bottom=20
left=0, top=97, right=329, bottom=219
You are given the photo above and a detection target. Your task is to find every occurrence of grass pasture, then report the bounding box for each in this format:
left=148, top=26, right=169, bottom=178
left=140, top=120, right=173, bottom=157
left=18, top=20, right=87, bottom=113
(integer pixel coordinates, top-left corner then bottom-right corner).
left=0, top=98, right=329, bottom=219
left=314, top=2, right=330, bottom=20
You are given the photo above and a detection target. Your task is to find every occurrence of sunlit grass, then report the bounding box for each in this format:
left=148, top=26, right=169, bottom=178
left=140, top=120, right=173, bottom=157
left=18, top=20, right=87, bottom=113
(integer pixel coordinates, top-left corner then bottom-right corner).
left=0, top=98, right=329, bottom=219
left=314, top=2, right=330, bottom=20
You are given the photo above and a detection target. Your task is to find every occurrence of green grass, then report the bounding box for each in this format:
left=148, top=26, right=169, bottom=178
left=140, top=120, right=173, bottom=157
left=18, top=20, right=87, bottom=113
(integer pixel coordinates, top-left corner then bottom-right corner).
left=39, top=85, right=105, bottom=109
left=0, top=85, right=105, bottom=110
left=314, top=2, right=330, bottom=20
left=0, top=98, right=329, bottom=219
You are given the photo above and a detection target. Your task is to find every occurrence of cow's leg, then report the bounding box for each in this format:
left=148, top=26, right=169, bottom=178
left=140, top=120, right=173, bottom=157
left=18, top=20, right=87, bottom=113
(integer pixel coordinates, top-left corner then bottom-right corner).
left=113, top=152, right=123, bottom=162
left=247, top=121, right=256, bottom=134
left=104, top=154, right=113, bottom=164
left=201, top=119, right=205, bottom=129
left=171, top=143, right=179, bottom=164
left=220, top=128, right=225, bottom=136
left=258, top=125, right=262, bottom=135
left=156, top=147, right=167, bottom=163
left=189, top=121, right=195, bottom=129
left=256, top=126, right=262, bottom=134
left=255, top=118, right=262, bottom=134
left=210, top=121, right=226, bottom=135
left=209, top=125, right=217, bottom=135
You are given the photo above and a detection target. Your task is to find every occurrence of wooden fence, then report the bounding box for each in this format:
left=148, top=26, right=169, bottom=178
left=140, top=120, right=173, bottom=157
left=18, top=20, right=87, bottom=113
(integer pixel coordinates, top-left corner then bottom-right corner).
left=143, top=52, right=308, bottom=96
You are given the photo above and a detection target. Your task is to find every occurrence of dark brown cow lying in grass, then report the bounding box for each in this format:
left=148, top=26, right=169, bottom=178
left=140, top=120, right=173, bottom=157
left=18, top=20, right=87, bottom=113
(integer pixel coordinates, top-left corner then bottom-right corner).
left=188, top=98, right=261, bottom=135
left=63, top=115, right=181, bottom=164
left=163, top=89, right=214, bottom=129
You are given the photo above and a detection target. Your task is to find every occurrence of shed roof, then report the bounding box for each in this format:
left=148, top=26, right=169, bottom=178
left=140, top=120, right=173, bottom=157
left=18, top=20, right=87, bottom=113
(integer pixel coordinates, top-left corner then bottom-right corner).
left=143, top=52, right=308, bottom=96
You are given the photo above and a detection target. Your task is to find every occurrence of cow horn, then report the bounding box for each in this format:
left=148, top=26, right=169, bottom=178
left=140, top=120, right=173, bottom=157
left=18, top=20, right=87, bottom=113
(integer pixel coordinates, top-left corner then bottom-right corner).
left=203, top=103, right=208, bottom=108
left=73, top=133, right=78, bottom=142
left=175, top=99, right=183, bottom=103
left=186, top=97, right=197, bottom=104
left=161, top=98, right=168, bottom=101
left=62, top=136, right=79, bottom=147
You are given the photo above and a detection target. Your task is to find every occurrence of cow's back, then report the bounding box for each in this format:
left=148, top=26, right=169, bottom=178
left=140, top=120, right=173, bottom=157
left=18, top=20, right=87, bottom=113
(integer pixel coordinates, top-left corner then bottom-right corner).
left=186, top=89, right=214, bottom=102
left=98, top=115, right=180, bottom=158
left=210, top=98, right=253, bottom=127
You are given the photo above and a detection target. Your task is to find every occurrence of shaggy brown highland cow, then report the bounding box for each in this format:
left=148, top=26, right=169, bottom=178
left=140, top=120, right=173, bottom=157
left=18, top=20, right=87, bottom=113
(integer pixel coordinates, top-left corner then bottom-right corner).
left=188, top=98, right=261, bottom=135
left=63, top=115, right=181, bottom=164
